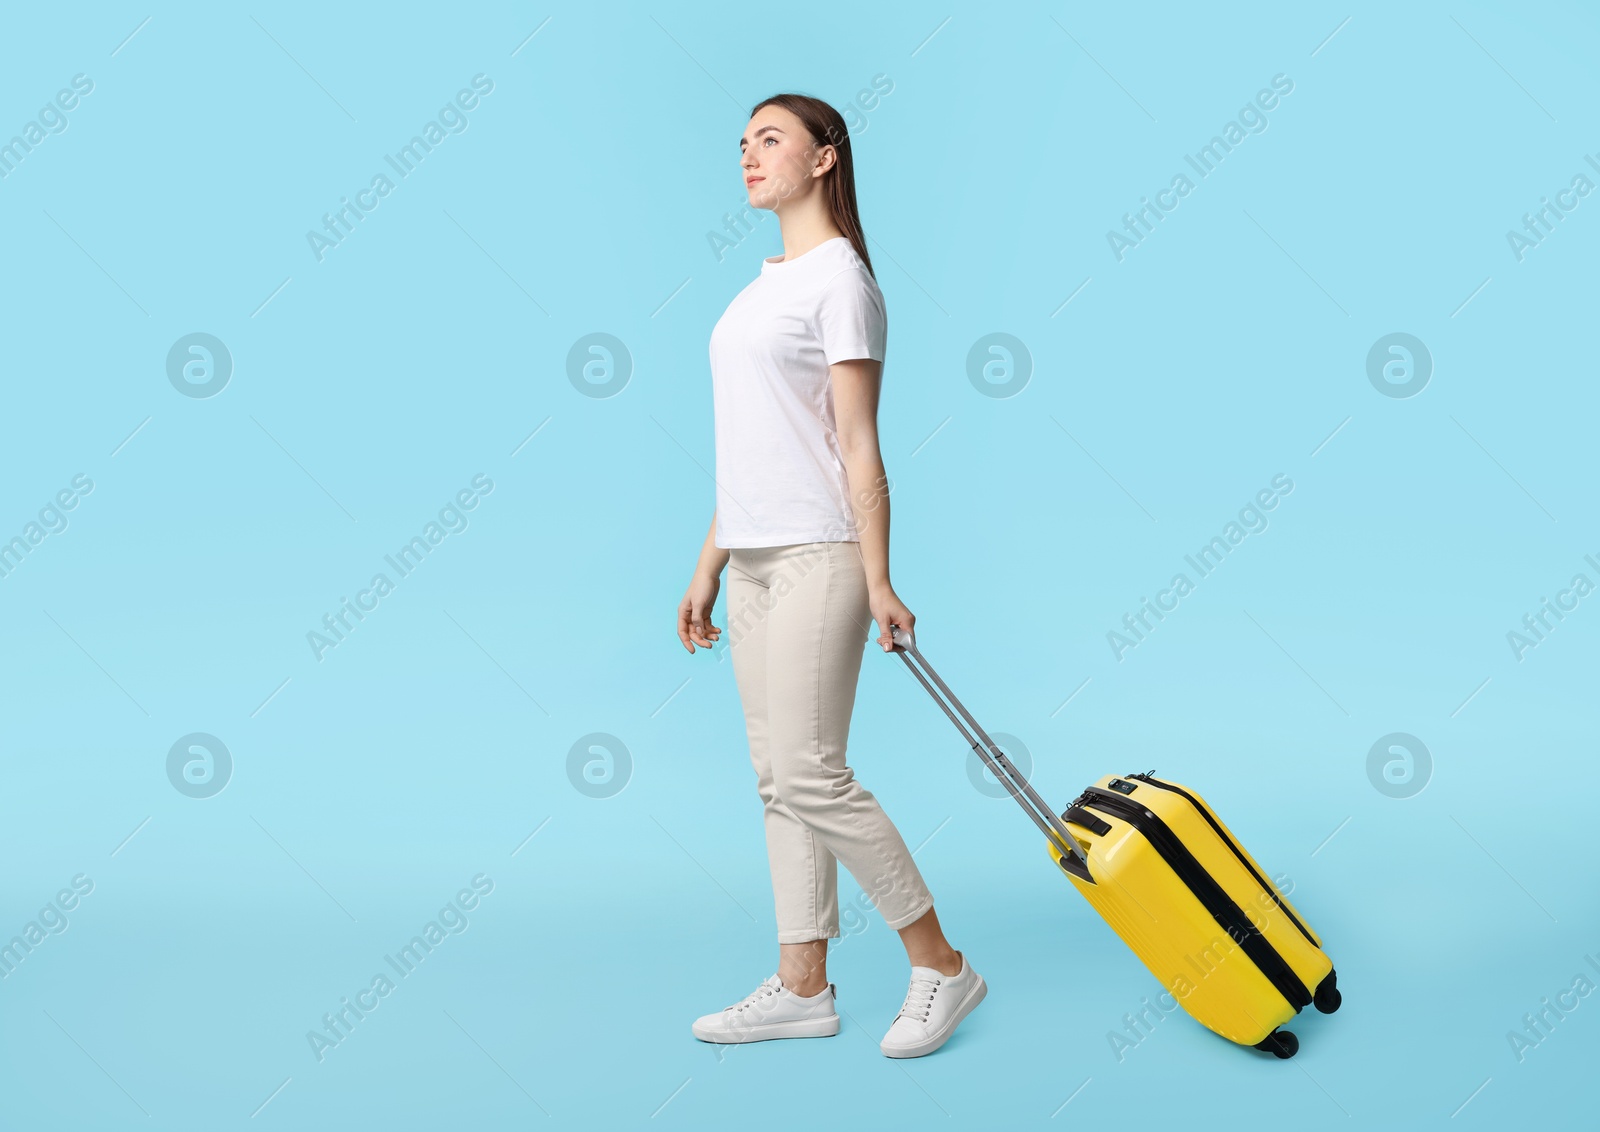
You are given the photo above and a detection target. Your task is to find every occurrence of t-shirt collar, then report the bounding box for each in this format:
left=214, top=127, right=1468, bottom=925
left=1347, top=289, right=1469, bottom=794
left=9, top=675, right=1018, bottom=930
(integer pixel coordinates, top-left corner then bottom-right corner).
left=761, top=235, right=847, bottom=274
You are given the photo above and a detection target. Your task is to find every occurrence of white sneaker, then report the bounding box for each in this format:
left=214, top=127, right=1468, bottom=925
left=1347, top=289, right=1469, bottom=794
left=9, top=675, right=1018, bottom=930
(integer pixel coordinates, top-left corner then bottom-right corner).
left=691, top=974, right=841, bottom=1043
left=879, top=951, right=986, bottom=1058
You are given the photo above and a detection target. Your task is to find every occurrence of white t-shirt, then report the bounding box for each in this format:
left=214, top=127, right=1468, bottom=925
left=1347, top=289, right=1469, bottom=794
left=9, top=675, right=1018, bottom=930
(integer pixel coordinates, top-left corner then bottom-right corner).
left=709, top=236, right=887, bottom=549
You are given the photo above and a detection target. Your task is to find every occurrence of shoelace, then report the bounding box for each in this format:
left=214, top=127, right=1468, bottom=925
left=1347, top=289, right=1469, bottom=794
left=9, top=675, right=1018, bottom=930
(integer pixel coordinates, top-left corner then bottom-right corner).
left=895, top=972, right=941, bottom=1023
left=724, top=982, right=779, bottom=1013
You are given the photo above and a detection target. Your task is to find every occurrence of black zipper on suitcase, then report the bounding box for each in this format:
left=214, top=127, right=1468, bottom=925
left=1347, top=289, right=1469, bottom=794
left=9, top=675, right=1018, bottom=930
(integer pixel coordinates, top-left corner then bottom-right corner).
left=1080, top=787, right=1313, bottom=1013
left=1126, top=773, right=1320, bottom=950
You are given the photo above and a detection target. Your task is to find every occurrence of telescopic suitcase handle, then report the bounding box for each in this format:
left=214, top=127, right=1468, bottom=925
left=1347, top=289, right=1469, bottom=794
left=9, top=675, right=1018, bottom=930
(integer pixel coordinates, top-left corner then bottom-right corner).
left=889, top=624, right=1087, bottom=867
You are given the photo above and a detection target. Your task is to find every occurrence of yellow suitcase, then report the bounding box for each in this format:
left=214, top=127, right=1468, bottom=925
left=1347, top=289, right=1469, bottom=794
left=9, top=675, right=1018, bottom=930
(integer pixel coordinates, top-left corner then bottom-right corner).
left=890, top=626, right=1341, bottom=1058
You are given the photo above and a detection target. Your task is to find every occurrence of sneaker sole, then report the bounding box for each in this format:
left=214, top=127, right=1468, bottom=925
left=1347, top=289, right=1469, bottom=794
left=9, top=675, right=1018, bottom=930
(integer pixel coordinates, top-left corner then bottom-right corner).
left=692, top=1013, right=841, bottom=1044
left=880, top=974, right=987, bottom=1058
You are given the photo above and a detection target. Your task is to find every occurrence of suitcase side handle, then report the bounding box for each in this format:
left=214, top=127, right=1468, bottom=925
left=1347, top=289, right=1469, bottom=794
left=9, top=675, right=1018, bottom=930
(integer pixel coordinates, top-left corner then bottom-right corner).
left=889, top=625, right=1088, bottom=868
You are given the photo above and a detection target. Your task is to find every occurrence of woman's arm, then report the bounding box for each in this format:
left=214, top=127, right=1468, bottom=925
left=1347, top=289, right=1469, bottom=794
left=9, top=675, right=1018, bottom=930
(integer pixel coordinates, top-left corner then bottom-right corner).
left=678, top=510, right=726, bottom=653
left=832, top=358, right=915, bottom=652
left=693, top=509, right=729, bottom=582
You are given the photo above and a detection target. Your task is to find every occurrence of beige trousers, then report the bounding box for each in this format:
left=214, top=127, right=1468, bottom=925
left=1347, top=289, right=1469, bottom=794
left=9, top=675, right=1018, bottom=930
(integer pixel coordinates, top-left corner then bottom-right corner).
left=725, top=541, right=935, bottom=943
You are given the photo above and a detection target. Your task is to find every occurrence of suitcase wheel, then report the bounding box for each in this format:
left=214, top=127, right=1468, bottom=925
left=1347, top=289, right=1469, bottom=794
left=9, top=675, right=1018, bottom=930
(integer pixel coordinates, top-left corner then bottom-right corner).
left=1313, top=970, right=1341, bottom=1015
left=1254, top=1029, right=1298, bottom=1059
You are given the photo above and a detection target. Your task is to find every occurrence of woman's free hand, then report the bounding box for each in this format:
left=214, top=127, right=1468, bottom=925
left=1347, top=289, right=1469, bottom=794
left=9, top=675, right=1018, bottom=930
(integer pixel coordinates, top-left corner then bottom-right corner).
left=678, top=572, right=723, bottom=653
left=870, top=586, right=914, bottom=653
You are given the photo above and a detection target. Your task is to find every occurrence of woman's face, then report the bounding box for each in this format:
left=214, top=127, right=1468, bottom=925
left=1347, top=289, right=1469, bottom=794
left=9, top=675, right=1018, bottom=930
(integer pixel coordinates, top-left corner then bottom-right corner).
left=739, top=105, right=830, bottom=212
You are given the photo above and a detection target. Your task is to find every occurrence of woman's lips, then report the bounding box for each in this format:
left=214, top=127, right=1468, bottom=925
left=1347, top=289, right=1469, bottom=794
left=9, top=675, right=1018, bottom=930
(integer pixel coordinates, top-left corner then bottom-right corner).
left=746, top=177, right=764, bottom=185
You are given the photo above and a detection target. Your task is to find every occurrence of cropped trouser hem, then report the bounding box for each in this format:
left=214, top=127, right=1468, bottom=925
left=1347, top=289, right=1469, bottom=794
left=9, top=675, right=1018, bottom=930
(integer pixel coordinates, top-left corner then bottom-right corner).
left=772, top=895, right=935, bottom=944
left=726, top=541, right=936, bottom=943
left=776, top=928, right=840, bottom=944
left=881, top=892, right=936, bottom=932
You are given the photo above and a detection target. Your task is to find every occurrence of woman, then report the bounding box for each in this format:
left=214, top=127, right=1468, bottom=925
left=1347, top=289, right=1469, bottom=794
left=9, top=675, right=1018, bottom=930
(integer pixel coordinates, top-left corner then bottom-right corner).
left=675, top=93, right=985, bottom=1059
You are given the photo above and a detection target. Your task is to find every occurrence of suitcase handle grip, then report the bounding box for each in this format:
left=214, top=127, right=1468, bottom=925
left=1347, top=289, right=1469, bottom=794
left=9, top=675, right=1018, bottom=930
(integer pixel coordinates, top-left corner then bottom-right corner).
left=889, top=624, right=1087, bottom=869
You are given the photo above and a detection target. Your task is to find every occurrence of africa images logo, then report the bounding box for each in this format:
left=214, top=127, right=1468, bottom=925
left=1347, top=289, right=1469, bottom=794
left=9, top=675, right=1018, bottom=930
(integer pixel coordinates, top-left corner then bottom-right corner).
left=306, top=474, right=494, bottom=660
left=306, top=74, right=495, bottom=262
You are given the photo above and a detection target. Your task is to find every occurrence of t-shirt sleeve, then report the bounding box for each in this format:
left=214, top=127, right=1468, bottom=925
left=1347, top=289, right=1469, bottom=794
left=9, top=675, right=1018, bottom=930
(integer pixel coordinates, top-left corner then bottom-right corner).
left=815, top=267, right=887, bottom=365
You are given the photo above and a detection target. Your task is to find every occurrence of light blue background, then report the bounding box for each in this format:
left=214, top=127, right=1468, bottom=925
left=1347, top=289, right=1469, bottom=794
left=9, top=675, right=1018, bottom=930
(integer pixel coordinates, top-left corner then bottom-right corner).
left=1, top=2, right=1595, bottom=1129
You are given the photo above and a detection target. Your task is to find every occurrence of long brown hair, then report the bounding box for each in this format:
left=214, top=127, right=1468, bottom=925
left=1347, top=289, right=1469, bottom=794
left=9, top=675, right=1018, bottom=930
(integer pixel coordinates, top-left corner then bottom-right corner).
left=747, top=93, right=874, bottom=279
